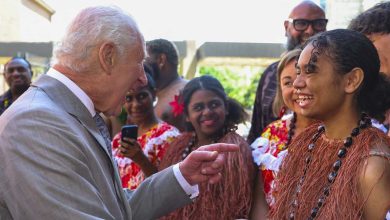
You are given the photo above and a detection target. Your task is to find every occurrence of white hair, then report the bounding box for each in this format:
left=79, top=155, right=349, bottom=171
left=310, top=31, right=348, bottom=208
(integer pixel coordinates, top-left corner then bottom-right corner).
left=53, top=6, right=141, bottom=73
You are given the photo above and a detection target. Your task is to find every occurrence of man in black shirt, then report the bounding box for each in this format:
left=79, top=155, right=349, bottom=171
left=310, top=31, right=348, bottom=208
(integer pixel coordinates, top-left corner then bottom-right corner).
left=0, top=57, right=32, bottom=115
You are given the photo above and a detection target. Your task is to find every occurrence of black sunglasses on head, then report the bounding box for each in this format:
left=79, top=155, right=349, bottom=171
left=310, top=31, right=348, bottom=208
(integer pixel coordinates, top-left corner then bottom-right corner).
left=287, top=18, right=328, bottom=32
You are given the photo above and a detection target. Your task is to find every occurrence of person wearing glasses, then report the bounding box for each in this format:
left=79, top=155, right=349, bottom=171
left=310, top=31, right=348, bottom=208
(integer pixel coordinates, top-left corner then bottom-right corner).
left=247, top=1, right=327, bottom=144
left=0, top=57, right=33, bottom=115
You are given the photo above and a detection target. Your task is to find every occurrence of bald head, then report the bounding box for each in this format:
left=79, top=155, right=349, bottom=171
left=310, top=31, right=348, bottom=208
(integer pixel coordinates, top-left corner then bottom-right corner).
left=285, top=1, right=327, bottom=50
left=289, top=1, right=325, bottom=19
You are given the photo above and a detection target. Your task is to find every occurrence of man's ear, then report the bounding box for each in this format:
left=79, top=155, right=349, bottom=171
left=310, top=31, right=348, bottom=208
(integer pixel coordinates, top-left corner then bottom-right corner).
left=284, top=20, right=289, bottom=37
left=344, top=67, right=364, bottom=94
left=157, top=53, right=167, bottom=69
left=99, top=42, right=115, bottom=74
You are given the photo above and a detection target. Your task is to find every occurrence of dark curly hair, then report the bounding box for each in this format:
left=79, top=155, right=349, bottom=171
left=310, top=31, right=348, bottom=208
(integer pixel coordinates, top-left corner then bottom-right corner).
left=146, top=39, right=179, bottom=66
left=181, top=75, right=248, bottom=131
left=303, top=29, right=390, bottom=122
left=348, top=2, right=390, bottom=35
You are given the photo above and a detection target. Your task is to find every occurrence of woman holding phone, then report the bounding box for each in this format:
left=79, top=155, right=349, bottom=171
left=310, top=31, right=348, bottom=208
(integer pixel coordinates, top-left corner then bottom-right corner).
left=111, top=66, right=180, bottom=189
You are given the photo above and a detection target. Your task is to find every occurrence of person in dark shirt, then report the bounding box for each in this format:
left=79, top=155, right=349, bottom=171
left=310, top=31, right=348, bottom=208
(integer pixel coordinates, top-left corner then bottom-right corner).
left=247, top=1, right=327, bottom=143
left=0, top=57, right=33, bottom=115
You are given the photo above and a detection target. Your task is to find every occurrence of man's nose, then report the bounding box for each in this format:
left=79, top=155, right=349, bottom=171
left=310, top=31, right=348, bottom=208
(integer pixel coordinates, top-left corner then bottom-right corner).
left=304, top=24, right=315, bottom=36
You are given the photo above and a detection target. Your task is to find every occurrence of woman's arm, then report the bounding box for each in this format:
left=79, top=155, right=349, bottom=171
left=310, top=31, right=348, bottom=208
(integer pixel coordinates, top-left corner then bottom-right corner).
left=360, top=151, right=390, bottom=219
left=119, top=138, right=158, bottom=177
left=250, top=171, right=269, bottom=220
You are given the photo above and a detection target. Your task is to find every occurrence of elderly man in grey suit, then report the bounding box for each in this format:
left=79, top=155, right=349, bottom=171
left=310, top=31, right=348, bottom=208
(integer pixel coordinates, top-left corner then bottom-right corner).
left=0, top=6, right=239, bottom=220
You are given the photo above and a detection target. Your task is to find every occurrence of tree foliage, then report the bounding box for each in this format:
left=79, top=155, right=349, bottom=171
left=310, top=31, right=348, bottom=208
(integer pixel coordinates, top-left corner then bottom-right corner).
left=198, top=66, right=264, bottom=109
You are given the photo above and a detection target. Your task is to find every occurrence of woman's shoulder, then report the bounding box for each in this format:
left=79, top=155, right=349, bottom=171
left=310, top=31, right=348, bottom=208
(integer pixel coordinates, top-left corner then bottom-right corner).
left=158, top=132, right=193, bottom=170
left=156, top=122, right=179, bottom=132
left=220, top=132, right=247, bottom=145
left=359, top=137, right=390, bottom=218
left=148, top=122, right=180, bottom=138
left=264, top=119, right=287, bottom=131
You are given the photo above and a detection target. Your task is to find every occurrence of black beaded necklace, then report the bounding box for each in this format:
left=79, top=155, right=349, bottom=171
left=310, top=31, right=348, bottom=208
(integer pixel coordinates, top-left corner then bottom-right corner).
left=181, top=132, right=197, bottom=160
left=288, top=113, right=372, bottom=220
left=284, top=112, right=297, bottom=148
left=181, top=132, right=224, bottom=161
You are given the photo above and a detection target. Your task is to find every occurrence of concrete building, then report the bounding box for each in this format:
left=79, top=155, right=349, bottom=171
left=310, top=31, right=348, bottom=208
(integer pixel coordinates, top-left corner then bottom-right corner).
left=0, top=0, right=54, bottom=92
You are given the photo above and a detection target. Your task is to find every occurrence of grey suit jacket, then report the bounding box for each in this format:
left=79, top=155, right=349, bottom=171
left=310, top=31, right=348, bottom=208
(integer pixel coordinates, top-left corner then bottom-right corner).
left=0, top=75, right=191, bottom=220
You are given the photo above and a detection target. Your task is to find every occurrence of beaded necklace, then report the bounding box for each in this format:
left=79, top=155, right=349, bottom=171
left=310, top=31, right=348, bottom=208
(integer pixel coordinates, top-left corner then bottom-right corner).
left=181, top=131, right=225, bottom=161
left=288, top=113, right=371, bottom=220
left=181, top=132, right=197, bottom=160
left=284, top=112, right=297, bottom=149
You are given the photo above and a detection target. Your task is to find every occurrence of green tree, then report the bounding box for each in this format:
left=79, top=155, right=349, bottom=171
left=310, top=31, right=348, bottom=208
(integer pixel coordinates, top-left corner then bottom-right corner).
left=198, top=66, right=264, bottom=109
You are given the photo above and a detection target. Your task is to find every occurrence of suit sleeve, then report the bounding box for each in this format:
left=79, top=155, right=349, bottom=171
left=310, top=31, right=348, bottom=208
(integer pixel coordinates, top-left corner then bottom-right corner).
left=124, top=166, right=192, bottom=220
left=0, top=109, right=116, bottom=219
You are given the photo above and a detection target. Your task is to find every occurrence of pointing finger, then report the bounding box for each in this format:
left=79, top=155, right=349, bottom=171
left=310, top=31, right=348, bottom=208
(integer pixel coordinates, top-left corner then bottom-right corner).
left=197, top=143, right=239, bottom=153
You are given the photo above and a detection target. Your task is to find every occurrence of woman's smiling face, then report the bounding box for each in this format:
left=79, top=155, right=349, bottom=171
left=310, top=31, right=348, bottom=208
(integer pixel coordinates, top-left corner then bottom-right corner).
left=186, top=89, right=227, bottom=139
left=125, top=86, right=155, bottom=124
left=294, top=43, right=347, bottom=121
left=280, top=60, right=299, bottom=112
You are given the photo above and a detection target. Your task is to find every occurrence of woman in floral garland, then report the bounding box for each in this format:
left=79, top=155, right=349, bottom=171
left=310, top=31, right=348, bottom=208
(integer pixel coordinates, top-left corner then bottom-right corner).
left=159, top=75, right=254, bottom=219
left=111, top=67, right=180, bottom=189
left=271, top=29, right=390, bottom=219
left=250, top=49, right=317, bottom=219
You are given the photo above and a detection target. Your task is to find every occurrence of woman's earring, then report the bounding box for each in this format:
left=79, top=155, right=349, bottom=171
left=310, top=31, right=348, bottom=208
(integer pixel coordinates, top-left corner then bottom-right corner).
left=153, top=97, right=158, bottom=107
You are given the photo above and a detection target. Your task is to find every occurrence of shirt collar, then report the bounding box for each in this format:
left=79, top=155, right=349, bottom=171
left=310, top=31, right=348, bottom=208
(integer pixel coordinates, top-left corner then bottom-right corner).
left=46, top=68, right=96, bottom=116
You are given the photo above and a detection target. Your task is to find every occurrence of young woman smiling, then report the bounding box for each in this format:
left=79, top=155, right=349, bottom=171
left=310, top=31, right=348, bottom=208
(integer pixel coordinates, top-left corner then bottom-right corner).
left=159, top=75, right=254, bottom=219
left=250, top=49, right=317, bottom=219
left=271, top=29, right=390, bottom=220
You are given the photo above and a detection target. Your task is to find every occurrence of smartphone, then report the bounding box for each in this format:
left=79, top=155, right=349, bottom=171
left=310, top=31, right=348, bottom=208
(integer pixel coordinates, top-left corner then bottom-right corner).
left=121, top=125, right=138, bottom=141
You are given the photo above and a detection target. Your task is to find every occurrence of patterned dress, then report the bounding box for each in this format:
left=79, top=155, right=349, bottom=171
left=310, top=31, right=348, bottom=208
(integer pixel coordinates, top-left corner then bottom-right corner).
left=111, top=122, right=180, bottom=189
left=251, top=114, right=292, bottom=208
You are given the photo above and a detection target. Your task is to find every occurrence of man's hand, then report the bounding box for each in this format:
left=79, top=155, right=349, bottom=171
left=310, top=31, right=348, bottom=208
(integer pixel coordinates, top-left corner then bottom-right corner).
left=179, top=143, right=239, bottom=185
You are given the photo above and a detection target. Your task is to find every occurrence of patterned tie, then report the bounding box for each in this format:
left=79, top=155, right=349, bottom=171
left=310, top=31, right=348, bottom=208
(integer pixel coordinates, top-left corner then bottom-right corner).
left=93, top=113, right=112, bottom=157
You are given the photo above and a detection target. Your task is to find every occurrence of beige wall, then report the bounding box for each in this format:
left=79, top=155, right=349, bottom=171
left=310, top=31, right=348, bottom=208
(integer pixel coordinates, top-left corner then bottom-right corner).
left=0, top=0, right=53, bottom=42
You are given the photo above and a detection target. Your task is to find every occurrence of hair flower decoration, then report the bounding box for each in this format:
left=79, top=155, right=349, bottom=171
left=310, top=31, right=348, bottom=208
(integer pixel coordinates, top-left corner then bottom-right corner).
left=169, top=94, right=184, bottom=117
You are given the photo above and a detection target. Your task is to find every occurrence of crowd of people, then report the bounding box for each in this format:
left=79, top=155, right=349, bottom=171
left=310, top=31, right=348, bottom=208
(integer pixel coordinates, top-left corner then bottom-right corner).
left=0, top=1, right=389, bottom=219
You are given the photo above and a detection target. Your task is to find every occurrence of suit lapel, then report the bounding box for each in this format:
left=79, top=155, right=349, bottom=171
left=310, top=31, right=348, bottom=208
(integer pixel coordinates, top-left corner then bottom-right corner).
left=32, top=74, right=132, bottom=218
left=32, top=75, right=110, bottom=156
